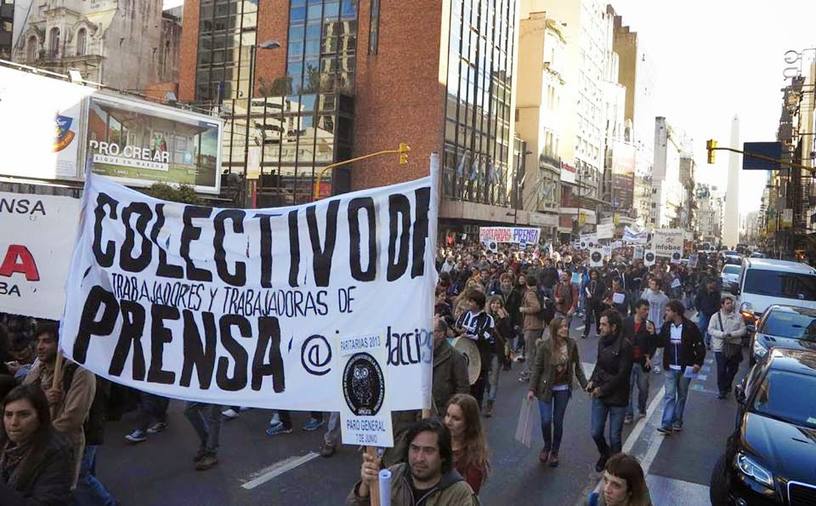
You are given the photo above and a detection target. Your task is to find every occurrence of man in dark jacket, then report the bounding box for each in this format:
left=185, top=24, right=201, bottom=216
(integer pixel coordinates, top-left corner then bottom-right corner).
left=539, top=258, right=559, bottom=297
left=432, top=319, right=470, bottom=415
left=656, top=300, right=706, bottom=435
left=587, top=309, right=633, bottom=472
left=622, top=299, right=657, bottom=424
left=694, top=279, right=721, bottom=349
left=582, top=270, right=608, bottom=339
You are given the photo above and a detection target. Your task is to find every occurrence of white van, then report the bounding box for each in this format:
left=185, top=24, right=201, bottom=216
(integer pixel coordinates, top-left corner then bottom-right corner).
left=737, top=258, right=816, bottom=331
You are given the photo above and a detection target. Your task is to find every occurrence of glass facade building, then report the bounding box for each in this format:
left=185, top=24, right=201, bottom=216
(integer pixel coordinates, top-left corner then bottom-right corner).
left=443, top=0, right=516, bottom=208
left=194, top=0, right=357, bottom=206
left=0, top=0, right=13, bottom=61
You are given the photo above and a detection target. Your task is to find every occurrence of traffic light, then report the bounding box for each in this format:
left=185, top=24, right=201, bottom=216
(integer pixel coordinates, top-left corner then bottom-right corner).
left=706, top=139, right=717, bottom=164
left=398, top=143, right=410, bottom=165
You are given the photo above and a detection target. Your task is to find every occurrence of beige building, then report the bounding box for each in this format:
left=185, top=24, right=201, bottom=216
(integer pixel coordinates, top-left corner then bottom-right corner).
left=13, top=0, right=179, bottom=92
left=516, top=7, right=566, bottom=240
left=612, top=11, right=656, bottom=225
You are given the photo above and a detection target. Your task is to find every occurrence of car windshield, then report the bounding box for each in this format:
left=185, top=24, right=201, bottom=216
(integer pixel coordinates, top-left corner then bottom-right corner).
left=743, top=270, right=816, bottom=301
left=761, top=311, right=816, bottom=340
left=723, top=265, right=741, bottom=275
left=753, top=370, right=816, bottom=428
left=723, top=251, right=738, bottom=256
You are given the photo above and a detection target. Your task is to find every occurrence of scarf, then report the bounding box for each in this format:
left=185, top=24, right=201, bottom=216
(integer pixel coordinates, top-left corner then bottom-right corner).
left=0, top=440, right=32, bottom=485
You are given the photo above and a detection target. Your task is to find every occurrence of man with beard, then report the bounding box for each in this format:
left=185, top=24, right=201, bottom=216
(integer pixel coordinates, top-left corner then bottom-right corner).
left=347, top=419, right=478, bottom=505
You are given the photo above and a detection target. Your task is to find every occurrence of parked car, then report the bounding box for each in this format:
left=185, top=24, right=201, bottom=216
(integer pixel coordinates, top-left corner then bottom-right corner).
left=750, top=305, right=816, bottom=365
left=710, top=348, right=816, bottom=506
left=721, top=264, right=743, bottom=293
left=737, top=259, right=816, bottom=334
left=750, top=251, right=766, bottom=258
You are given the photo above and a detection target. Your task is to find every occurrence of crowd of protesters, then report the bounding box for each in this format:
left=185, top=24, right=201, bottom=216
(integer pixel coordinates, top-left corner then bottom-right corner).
left=0, top=238, right=739, bottom=505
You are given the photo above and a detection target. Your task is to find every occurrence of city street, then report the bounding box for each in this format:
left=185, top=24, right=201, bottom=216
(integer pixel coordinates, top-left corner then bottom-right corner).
left=97, top=315, right=743, bottom=506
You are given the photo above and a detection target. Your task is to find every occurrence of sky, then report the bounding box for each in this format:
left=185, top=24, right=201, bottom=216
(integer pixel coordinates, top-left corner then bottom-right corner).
left=609, top=0, right=816, bottom=218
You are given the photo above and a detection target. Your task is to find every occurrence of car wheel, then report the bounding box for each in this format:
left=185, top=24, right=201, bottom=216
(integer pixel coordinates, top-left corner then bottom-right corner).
left=710, top=454, right=730, bottom=506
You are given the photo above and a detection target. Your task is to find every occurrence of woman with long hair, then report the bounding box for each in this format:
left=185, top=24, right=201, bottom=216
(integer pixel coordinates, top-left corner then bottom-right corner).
left=527, top=317, right=588, bottom=467
left=589, top=453, right=652, bottom=506
left=0, top=384, right=73, bottom=504
left=444, top=393, right=490, bottom=494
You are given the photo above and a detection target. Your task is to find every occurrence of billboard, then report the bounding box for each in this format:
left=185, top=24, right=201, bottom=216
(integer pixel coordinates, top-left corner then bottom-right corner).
left=0, top=65, right=223, bottom=194
left=85, top=95, right=222, bottom=193
left=0, top=65, right=93, bottom=180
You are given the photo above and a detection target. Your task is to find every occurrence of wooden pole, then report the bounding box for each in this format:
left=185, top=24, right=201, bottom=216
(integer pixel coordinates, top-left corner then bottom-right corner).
left=366, top=446, right=381, bottom=506
left=51, top=352, right=64, bottom=390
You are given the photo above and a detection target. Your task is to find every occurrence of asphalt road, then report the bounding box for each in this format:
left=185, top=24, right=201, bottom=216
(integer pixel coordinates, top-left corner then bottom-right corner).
left=96, top=312, right=747, bottom=505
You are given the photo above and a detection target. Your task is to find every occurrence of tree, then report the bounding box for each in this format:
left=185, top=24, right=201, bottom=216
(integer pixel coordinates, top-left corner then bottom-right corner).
left=142, top=183, right=202, bottom=205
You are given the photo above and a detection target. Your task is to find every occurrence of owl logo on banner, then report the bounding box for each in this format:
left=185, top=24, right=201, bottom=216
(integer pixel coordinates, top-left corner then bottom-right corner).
left=590, top=248, right=604, bottom=267
left=485, top=240, right=498, bottom=253
left=644, top=250, right=656, bottom=267
left=671, top=252, right=682, bottom=264
left=579, top=240, right=588, bottom=250
left=343, top=353, right=385, bottom=416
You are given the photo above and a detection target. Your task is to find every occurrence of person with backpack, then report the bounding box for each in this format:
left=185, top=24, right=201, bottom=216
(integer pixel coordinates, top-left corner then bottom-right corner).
left=73, top=377, right=117, bottom=505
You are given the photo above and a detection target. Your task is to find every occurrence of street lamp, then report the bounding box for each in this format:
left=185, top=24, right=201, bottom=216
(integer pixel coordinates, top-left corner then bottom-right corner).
left=242, top=39, right=281, bottom=206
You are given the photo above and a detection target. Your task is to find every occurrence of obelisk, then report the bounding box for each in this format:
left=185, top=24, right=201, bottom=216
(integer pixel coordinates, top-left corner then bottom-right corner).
left=723, top=116, right=740, bottom=248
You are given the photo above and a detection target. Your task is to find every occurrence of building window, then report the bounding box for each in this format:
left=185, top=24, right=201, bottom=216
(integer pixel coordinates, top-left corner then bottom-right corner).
left=48, top=27, right=59, bottom=58
left=26, top=35, right=37, bottom=61
left=368, top=0, right=379, bottom=54
left=76, top=28, right=86, bottom=56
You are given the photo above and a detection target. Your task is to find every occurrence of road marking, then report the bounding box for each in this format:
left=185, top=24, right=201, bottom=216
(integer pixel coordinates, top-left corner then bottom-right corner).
left=241, top=452, right=320, bottom=490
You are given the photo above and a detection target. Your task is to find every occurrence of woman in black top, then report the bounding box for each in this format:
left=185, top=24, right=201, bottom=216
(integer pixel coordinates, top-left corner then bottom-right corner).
left=1, top=384, right=73, bottom=505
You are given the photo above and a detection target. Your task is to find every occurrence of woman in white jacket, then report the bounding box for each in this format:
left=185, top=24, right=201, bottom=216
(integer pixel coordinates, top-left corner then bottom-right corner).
left=707, top=294, right=746, bottom=399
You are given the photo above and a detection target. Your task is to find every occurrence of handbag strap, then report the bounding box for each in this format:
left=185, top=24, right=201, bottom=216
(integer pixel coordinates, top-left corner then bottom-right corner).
left=717, top=312, right=724, bottom=333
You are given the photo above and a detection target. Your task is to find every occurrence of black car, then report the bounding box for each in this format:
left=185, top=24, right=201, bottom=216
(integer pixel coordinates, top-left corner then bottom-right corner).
left=710, top=348, right=816, bottom=505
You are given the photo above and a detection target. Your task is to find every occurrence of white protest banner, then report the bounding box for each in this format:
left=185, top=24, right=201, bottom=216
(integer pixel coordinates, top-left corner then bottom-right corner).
left=644, top=250, right=656, bottom=267
left=0, top=192, right=80, bottom=319
left=338, top=333, right=394, bottom=447
left=633, top=246, right=644, bottom=260
left=479, top=227, right=540, bottom=245
left=623, top=226, right=648, bottom=244
left=59, top=173, right=436, bottom=411
left=652, top=229, right=684, bottom=259
left=602, top=245, right=613, bottom=258
left=596, top=223, right=614, bottom=240
left=688, top=254, right=699, bottom=268
left=579, top=233, right=598, bottom=250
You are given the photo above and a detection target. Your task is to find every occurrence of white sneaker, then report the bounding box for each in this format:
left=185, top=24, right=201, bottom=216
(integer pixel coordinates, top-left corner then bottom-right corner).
left=222, top=408, right=239, bottom=419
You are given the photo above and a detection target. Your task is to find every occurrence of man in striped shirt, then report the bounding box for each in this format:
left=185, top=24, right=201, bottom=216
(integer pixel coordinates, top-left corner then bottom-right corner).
left=454, top=290, right=495, bottom=409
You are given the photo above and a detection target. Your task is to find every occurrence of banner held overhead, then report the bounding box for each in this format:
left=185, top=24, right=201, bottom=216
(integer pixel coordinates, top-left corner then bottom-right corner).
left=60, top=173, right=436, bottom=412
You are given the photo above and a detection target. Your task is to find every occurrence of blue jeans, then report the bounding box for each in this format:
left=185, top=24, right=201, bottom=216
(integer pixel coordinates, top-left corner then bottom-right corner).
left=72, top=446, right=116, bottom=506
left=698, top=312, right=712, bottom=348
left=486, top=355, right=500, bottom=402
left=661, top=369, right=692, bottom=429
left=626, top=365, right=650, bottom=417
left=134, top=392, right=169, bottom=432
left=590, top=398, right=626, bottom=457
left=184, top=402, right=222, bottom=454
left=538, top=390, right=571, bottom=452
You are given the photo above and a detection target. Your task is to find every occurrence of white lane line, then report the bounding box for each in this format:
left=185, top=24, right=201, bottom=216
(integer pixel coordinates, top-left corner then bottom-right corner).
left=575, top=380, right=667, bottom=506
left=241, top=452, right=320, bottom=490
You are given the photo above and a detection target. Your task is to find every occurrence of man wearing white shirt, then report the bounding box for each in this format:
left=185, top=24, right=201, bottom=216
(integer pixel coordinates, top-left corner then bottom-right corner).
left=655, top=300, right=706, bottom=435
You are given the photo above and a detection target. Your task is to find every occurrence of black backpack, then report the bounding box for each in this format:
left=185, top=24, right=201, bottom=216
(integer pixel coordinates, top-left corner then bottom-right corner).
left=62, top=364, right=109, bottom=446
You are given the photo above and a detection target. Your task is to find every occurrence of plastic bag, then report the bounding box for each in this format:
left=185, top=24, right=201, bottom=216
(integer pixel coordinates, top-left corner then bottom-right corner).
left=514, top=396, right=537, bottom=448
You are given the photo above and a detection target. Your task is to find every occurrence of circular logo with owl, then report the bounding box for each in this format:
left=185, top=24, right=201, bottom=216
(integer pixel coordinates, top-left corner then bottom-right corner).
left=342, top=353, right=385, bottom=416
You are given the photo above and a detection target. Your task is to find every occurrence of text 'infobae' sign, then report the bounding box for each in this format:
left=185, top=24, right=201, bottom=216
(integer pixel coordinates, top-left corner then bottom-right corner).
left=60, top=174, right=436, bottom=411
left=652, top=229, right=684, bottom=260
left=0, top=192, right=80, bottom=319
